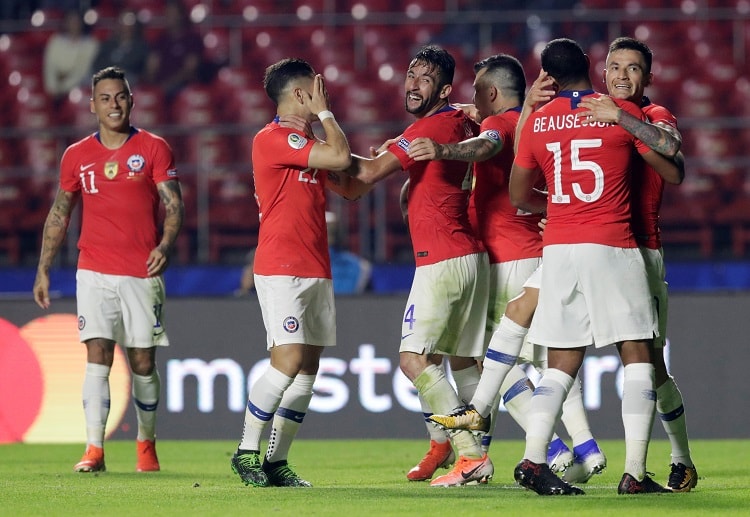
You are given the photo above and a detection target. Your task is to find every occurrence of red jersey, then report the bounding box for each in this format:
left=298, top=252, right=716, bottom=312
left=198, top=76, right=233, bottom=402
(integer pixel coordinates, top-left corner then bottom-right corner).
left=632, top=97, right=677, bottom=250
left=60, top=127, right=177, bottom=277
left=515, top=90, right=651, bottom=248
left=388, top=106, right=483, bottom=267
left=470, top=107, right=543, bottom=264
left=251, top=121, right=331, bottom=278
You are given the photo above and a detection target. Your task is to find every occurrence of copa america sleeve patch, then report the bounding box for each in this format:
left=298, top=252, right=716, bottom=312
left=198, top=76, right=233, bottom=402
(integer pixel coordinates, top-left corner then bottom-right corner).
left=397, top=137, right=410, bottom=152
left=478, top=129, right=501, bottom=143
left=288, top=133, right=308, bottom=150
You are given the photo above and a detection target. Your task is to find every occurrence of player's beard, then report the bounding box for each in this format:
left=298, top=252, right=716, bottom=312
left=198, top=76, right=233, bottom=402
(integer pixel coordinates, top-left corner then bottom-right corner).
left=404, top=92, right=437, bottom=116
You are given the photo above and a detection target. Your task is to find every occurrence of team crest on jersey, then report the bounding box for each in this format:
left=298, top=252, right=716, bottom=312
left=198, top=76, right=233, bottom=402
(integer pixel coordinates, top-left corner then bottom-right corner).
left=78, top=316, right=85, bottom=330
left=127, top=154, right=145, bottom=174
left=104, top=162, right=118, bottom=179
left=287, top=133, right=307, bottom=150
left=283, top=316, right=300, bottom=333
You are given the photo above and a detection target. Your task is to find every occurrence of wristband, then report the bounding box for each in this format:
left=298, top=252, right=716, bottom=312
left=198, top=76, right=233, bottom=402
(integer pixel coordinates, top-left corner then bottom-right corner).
left=318, top=110, right=334, bottom=122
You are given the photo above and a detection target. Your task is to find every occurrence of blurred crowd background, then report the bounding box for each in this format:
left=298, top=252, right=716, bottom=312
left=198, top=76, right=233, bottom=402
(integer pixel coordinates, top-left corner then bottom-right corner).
left=1, top=0, right=749, bottom=273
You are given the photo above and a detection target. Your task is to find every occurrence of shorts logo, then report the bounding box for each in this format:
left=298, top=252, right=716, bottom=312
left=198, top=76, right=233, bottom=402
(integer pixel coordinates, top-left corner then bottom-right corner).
left=77, top=316, right=86, bottom=330
left=283, top=316, right=300, bottom=333
left=287, top=133, right=308, bottom=150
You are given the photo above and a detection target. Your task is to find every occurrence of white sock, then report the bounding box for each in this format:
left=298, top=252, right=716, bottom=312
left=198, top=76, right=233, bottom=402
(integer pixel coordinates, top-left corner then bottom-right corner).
left=560, top=376, right=595, bottom=447
left=239, top=367, right=294, bottom=452
left=656, top=376, right=693, bottom=467
left=265, top=374, right=315, bottom=464
left=419, top=393, right=450, bottom=443
left=622, top=362, right=656, bottom=480
left=472, top=316, right=528, bottom=417
left=499, top=365, right=533, bottom=431
left=82, top=363, right=111, bottom=448
left=132, top=369, right=160, bottom=441
left=414, top=364, right=482, bottom=459
left=452, top=364, right=480, bottom=406
left=523, top=368, right=574, bottom=464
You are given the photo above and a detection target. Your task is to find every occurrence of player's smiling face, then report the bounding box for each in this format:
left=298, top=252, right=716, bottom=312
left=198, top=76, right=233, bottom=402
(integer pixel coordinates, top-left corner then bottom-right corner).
left=404, top=60, right=448, bottom=117
left=604, top=49, right=652, bottom=102
left=90, top=78, right=132, bottom=131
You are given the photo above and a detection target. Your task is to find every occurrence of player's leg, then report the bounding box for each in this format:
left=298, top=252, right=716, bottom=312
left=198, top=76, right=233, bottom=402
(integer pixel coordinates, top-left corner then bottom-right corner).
left=121, top=274, right=170, bottom=472
left=644, top=247, right=697, bottom=491
left=616, top=339, right=670, bottom=494
left=262, top=344, right=322, bottom=487
left=406, top=390, right=455, bottom=481
left=514, top=347, right=585, bottom=495
left=127, top=346, right=161, bottom=472
left=76, top=337, right=115, bottom=472
left=74, top=270, right=120, bottom=473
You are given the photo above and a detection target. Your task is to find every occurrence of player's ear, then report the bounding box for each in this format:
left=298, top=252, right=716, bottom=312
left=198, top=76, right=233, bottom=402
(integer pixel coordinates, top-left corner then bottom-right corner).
left=643, top=71, right=653, bottom=88
left=89, top=97, right=95, bottom=114
left=439, top=83, right=452, bottom=99
left=601, top=68, right=607, bottom=84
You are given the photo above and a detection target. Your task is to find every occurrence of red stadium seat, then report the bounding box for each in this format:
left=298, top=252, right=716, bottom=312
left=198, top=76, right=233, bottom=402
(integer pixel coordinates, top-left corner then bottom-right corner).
left=658, top=176, right=720, bottom=258
left=714, top=174, right=750, bottom=257
left=0, top=177, right=26, bottom=265
left=208, top=173, right=260, bottom=262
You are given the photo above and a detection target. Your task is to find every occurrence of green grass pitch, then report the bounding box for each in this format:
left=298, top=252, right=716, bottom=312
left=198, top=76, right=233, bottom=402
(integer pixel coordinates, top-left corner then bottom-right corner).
left=2, top=439, right=748, bottom=516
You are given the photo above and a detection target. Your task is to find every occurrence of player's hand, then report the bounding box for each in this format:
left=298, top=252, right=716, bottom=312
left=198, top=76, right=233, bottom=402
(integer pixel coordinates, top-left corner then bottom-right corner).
left=577, top=95, right=620, bottom=124
left=408, top=137, right=442, bottom=161
left=278, top=114, right=313, bottom=138
left=538, top=217, right=547, bottom=236
left=371, top=134, right=402, bottom=157
left=308, top=74, right=331, bottom=120
left=526, top=69, right=556, bottom=109
left=453, top=103, right=480, bottom=123
left=146, top=246, right=170, bottom=276
left=32, top=271, right=51, bottom=309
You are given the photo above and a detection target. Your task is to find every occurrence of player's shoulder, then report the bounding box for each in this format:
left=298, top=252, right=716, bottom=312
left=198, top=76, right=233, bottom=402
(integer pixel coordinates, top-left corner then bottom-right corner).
left=611, top=96, right=644, bottom=117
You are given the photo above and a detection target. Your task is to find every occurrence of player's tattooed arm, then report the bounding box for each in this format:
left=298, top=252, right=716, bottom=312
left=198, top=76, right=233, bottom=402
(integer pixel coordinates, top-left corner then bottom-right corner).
left=156, top=179, right=184, bottom=254
left=408, top=136, right=500, bottom=163
left=34, top=189, right=79, bottom=308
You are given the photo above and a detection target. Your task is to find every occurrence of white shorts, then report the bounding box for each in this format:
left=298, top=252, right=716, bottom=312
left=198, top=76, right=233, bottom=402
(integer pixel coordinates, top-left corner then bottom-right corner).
left=76, top=269, right=170, bottom=348
left=486, top=257, right=542, bottom=334
left=400, top=253, right=489, bottom=359
left=528, top=244, right=657, bottom=349
left=641, top=246, right=668, bottom=349
left=254, top=275, right=336, bottom=349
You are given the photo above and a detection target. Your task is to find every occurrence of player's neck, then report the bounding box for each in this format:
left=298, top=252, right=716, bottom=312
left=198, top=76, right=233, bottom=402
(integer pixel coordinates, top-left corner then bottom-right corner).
left=558, top=79, right=593, bottom=92
left=98, top=126, right=132, bottom=149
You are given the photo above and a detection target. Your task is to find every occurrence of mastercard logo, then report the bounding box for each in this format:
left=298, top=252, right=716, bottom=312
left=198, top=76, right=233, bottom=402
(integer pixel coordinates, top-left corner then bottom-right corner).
left=0, top=314, right=130, bottom=443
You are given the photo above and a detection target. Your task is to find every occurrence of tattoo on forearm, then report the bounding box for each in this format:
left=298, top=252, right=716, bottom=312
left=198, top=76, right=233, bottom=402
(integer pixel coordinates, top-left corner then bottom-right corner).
left=619, top=113, right=679, bottom=156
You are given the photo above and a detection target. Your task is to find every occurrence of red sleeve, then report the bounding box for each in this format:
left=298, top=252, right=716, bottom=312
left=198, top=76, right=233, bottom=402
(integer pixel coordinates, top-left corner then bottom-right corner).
left=513, top=113, right=538, bottom=170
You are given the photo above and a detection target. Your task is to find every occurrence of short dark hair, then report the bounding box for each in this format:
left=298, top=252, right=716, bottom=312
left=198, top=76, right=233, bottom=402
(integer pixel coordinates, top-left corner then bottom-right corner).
left=263, top=58, right=315, bottom=105
left=541, top=38, right=589, bottom=85
left=474, top=54, right=526, bottom=102
left=608, top=36, right=653, bottom=75
left=410, top=44, right=455, bottom=88
left=92, top=66, right=131, bottom=93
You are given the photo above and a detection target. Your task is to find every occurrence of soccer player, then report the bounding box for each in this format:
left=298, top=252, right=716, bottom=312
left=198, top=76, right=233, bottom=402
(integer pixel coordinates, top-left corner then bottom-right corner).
left=409, top=53, right=603, bottom=480
left=344, top=45, right=493, bottom=487
left=509, top=38, right=680, bottom=495
left=579, top=36, right=697, bottom=492
left=230, top=58, right=371, bottom=488
left=33, top=66, right=184, bottom=473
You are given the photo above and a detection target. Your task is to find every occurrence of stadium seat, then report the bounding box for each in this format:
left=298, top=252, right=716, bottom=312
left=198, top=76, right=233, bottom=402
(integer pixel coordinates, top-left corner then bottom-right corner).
left=714, top=174, right=750, bottom=257
left=0, top=177, right=26, bottom=265
left=659, top=176, right=720, bottom=258
left=208, top=173, right=260, bottom=263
